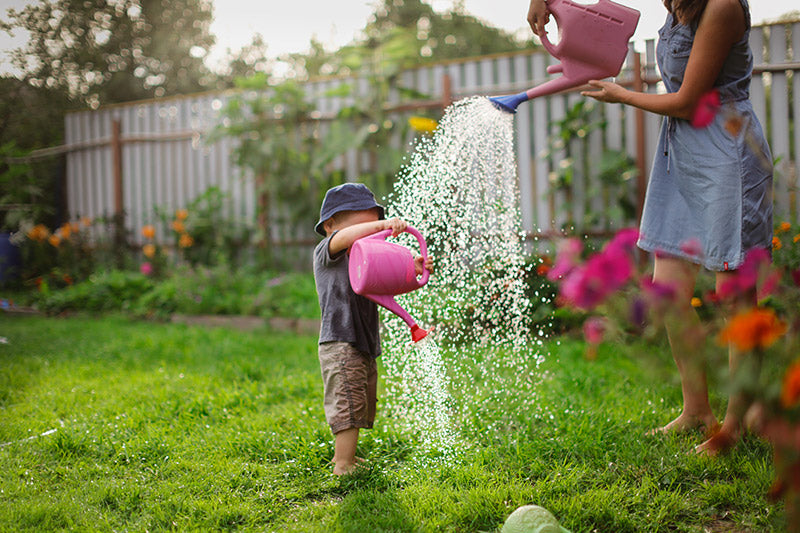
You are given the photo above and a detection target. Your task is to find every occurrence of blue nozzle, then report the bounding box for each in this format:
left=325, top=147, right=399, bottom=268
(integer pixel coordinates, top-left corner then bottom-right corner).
left=488, top=92, right=530, bottom=114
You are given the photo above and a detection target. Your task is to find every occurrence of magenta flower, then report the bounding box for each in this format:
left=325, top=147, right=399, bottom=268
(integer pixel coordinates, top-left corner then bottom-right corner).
left=691, top=89, right=720, bottom=128
left=680, top=238, right=703, bottom=258
left=547, top=238, right=583, bottom=281
left=583, top=316, right=606, bottom=345
left=717, top=247, right=773, bottom=300
left=140, top=262, right=153, bottom=276
left=606, top=228, right=639, bottom=253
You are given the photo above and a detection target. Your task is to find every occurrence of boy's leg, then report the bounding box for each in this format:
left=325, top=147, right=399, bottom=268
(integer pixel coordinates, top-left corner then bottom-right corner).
left=333, top=428, right=360, bottom=475
left=318, top=342, right=377, bottom=474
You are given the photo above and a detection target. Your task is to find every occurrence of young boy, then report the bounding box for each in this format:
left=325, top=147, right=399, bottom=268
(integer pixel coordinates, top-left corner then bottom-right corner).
left=313, top=182, right=432, bottom=475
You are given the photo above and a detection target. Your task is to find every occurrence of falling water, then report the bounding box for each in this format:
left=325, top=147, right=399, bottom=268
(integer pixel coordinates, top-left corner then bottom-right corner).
left=380, top=97, right=547, bottom=452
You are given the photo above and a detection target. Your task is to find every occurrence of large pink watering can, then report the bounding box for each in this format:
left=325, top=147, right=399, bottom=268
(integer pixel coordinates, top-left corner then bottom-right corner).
left=349, top=226, right=432, bottom=343
left=490, top=0, right=640, bottom=113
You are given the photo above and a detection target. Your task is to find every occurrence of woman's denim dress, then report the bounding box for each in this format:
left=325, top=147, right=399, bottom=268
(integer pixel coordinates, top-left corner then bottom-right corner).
left=637, top=0, right=773, bottom=271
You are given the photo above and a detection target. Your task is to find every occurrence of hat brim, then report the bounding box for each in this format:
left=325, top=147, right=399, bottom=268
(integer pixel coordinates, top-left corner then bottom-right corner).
left=315, top=203, right=385, bottom=236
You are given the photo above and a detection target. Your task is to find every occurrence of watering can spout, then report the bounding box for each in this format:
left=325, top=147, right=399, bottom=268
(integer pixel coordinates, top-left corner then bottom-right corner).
left=489, top=0, right=640, bottom=114
left=489, top=92, right=529, bottom=114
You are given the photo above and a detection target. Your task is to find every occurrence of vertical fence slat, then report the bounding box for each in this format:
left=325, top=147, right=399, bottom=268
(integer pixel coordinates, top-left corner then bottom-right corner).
left=769, top=25, right=791, bottom=219
left=531, top=53, right=550, bottom=232
left=514, top=53, right=534, bottom=234
left=750, top=27, right=767, bottom=128
left=793, top=23, right=800, bottom=219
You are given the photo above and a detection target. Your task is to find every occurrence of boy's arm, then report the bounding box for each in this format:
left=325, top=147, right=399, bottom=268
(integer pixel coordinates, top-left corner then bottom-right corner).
left=328, top=217, right=407, bottom=255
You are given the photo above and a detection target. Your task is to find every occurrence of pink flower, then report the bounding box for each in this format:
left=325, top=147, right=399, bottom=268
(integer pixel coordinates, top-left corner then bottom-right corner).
left=606, top=228, right=639, bottom=253
left=140, top=262, right=153, bottom=276
left=547, top=238, right=583, bottom=281
left=691, top=89, right=720, bottom=128
left=680, top=238, right=703, bottom=258
left=717, top=248, right=774, bottom=300
left=583, top=316, right=606, bottom=345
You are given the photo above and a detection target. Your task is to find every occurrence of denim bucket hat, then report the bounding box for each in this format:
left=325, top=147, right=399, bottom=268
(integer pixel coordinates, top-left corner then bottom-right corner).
left=315, top=183, right=385, bottom=236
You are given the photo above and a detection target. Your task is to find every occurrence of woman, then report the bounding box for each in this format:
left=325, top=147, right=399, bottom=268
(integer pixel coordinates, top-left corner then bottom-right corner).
left=529, top=0, right=773, bottom=454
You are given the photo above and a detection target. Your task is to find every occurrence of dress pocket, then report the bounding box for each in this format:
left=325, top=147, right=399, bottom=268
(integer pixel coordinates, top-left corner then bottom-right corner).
left=670, top=36, right=693, bottom=58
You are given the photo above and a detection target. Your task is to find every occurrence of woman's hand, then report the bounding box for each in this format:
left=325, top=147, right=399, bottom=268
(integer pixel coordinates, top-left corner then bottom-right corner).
left=415, top=255, right=434, bottom=276
left=527, top=0, right=550, bottom=38
left=581, top=80, right=630, bottom=104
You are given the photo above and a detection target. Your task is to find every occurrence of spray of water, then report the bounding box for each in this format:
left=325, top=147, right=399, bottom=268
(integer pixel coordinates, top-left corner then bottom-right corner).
left=380, top=97, right=547, bottom=452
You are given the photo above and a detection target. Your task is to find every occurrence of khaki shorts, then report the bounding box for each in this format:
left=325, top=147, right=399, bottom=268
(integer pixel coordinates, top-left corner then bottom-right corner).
left=318, top=341, right=377, bottom=434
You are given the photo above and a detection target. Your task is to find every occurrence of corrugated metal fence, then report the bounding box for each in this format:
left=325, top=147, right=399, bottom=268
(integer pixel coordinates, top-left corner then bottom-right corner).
left=63, top=21, right=799, bottom=261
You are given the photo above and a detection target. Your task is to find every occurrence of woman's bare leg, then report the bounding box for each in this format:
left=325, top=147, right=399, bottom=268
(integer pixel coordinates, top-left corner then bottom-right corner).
left=694, top=271, right=757, bottom=455
left=649, top=255, right=719, bottom=435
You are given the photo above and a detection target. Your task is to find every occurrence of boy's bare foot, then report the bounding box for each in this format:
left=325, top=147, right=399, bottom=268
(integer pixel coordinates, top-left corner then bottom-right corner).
left=646, top=413, right=719, bottom=437
left=332, top=456, right=367, bottom=476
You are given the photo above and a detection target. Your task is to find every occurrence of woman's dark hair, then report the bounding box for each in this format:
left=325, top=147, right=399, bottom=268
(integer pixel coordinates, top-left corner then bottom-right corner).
left=663, top=0, right=709, bottom=26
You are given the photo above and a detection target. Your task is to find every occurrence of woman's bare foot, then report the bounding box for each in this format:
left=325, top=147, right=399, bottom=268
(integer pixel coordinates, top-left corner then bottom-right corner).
left=646, top=412, right=719, bottom=437
left=694, top=426, right=741, bottom=457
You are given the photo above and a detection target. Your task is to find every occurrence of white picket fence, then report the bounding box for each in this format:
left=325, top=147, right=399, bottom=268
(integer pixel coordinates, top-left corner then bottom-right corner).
left=62, top=21, right=799, bottom=260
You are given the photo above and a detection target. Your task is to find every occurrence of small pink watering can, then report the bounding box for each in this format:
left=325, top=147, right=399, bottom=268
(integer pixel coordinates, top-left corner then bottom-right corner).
left=349, top=226, right=432, bottom=343
left=490, top=0, right=640, bottom=113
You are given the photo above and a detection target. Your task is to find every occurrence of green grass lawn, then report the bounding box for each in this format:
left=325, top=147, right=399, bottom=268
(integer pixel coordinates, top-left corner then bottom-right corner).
left=0, top=315, right=785, bottom=531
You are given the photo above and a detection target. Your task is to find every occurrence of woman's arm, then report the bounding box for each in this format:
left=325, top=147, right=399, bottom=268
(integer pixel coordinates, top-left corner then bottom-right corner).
left=582, top=0, right=746, bottom=120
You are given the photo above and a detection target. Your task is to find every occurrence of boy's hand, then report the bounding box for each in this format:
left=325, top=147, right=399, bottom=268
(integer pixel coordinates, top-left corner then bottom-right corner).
left=383, top=217, right=407, bottom=237
left=415, top=255, right=434, bottom=276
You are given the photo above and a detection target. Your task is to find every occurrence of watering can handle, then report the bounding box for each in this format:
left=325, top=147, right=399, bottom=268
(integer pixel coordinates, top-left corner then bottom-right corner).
left=375, top=225, right=430, bottom=287
left=539, top=0, right=625, bottom=57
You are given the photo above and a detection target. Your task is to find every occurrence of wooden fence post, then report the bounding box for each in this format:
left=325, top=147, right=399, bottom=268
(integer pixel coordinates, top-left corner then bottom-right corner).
left=111, top=120, right=123, bottom=217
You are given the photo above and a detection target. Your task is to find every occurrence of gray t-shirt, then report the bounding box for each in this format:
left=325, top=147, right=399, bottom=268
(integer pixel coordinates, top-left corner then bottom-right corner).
left=313, top=232, right=380, bottom=357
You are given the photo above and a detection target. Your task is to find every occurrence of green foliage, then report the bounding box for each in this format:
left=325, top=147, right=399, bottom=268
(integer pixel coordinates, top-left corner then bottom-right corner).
left=154, top=187, right=252, bottom=268
left=2, top=0, right=216, bottom=107
left=35, top=270, right=155, bottom=314
left=0, top=316, right=785, bottom=531
left=288, top=0, right=534, bottom=79
left=34, top=266, right=319, bottom=320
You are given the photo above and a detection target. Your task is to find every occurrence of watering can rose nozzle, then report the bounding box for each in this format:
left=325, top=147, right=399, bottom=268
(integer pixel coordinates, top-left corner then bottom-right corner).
left=410, top=324, right=434, bottom=343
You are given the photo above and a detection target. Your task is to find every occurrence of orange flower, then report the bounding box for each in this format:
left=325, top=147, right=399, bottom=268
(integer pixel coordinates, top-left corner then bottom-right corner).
left=48, top=234, right=61, bottom=247
left=718, top=307, right=787, bottom=352
left=62, top=274, right=73, bottom=285
left=70, top=222, right=81, bottom=234
left=171, top=220, right=185, bottom=233
left=781, top=360, right=800, bottom=408
left=772, top=236, right=782, bottom=251
left=142, top=244, right=156, bottom=258
left=794, top=233, right=800, bottom=244
left=690, top=297, right=702, bottom=308
left=27, top=224, right=50, bottom=242
left=142, top=225, right=156, bottom=239
left=536, top=264, right=550, bottom=276
left=175, top=208, right=188, bottom=221
left=59, top=223, right=72, bottom=239
left=777, top=221, right=792, bottom=233
left=80, top=216, right=92, bottom=227
left=178, top=233, right=194, bottom=248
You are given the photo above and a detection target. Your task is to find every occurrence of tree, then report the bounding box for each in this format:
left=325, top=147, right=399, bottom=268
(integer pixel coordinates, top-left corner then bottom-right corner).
left=286, top=0, right=533, bottom=79
left=1, top=0, right=217, bottom=108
